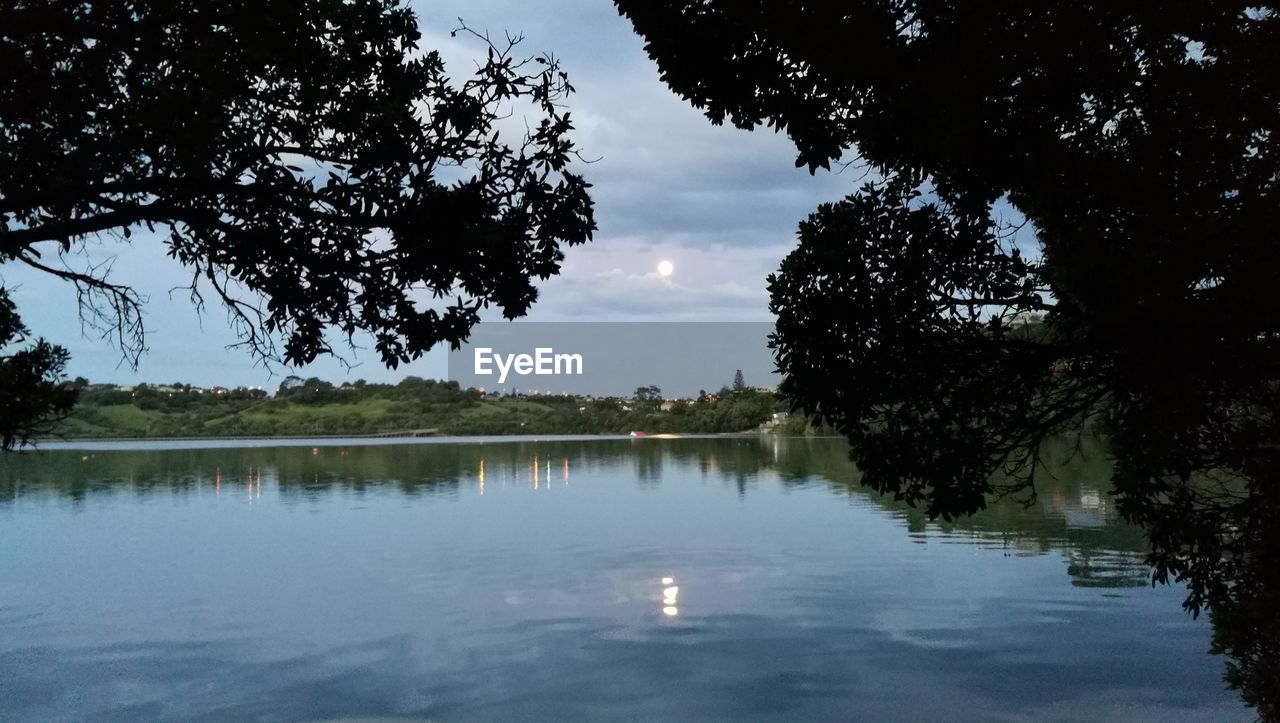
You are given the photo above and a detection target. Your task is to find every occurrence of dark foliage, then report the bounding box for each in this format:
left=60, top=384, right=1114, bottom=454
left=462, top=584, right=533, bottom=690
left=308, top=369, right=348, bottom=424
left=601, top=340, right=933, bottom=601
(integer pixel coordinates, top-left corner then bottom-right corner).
left=0, top=289, right=77, bottom=449
left=57, top=374, right=779, bottom=438
left=617, top=0, right=1280, bottom=714
left=1, top=0, right=594, bottom=443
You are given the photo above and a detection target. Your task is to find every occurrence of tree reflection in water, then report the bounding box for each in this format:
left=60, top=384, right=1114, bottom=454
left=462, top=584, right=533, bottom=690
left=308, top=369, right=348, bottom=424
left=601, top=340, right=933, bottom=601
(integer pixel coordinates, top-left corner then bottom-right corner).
left=2, top=435, right=1273, bottom=715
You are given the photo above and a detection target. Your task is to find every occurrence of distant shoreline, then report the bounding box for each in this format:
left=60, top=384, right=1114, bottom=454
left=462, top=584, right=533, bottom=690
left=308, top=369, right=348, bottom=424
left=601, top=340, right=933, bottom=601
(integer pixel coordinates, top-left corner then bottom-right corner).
left=42, top=430, right=761, bottom=443
left=23, top=431, right=843, bottom=453
left=54, top=380, right=798, bottom=441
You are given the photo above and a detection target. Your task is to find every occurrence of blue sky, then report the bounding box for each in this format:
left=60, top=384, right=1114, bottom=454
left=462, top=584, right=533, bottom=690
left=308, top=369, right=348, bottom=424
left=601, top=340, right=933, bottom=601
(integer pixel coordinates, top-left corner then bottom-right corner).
left=1, top=0, right=858, bottom=387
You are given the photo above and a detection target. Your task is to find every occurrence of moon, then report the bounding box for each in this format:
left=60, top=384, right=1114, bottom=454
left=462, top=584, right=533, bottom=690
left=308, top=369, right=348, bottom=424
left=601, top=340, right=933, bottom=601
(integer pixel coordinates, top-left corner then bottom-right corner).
left=657, top=260, right=674, bottom=277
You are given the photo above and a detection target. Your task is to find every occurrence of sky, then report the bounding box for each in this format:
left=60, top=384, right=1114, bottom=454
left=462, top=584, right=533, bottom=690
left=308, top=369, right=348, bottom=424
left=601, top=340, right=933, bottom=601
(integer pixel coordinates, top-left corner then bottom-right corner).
left=3, top=0, right=858, bottom=388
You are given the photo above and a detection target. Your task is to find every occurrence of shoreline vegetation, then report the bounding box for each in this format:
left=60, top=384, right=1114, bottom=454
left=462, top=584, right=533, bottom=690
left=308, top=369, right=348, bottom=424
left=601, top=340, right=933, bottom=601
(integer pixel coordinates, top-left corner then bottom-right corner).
left=48, top=374, right=830, bottom=442
left=35, top=432, right=851, bottom=447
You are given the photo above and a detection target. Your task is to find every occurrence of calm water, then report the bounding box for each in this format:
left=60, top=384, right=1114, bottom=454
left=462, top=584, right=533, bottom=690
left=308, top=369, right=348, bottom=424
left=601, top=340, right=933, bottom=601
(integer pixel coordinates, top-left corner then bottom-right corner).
left=0, top=436, right=1246, bottom=721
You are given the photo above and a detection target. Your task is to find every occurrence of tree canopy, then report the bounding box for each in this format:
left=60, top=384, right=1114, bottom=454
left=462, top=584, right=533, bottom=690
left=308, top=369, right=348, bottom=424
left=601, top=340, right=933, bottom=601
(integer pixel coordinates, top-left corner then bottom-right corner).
left=0, top=288, right=77, bottom=449
left=616, top=0, right=1279, bottom=715
left=0, top=0, right=595, bottom=445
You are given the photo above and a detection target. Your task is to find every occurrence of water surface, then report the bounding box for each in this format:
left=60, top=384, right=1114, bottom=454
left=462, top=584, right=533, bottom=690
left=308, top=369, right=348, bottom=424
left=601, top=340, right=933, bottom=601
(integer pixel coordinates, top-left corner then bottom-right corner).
left=0, top=437, right=1246, bottom=720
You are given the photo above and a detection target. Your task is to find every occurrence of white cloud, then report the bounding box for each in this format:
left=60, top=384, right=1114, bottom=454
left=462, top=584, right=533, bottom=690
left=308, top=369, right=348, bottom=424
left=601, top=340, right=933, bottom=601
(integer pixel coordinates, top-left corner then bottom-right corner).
left=5, top=0, right=857, bottom=384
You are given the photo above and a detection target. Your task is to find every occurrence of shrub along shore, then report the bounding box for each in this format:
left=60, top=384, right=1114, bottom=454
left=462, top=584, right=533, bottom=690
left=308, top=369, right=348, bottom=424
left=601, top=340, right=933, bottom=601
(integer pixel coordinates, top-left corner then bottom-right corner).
left=52, top=376, right=820, bottom=440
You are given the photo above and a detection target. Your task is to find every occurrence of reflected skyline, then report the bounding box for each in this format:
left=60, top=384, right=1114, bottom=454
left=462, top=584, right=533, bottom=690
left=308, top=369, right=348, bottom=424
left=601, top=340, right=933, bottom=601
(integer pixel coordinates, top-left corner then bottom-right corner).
left=0, top=436, right=1249, bottom=720
left=1, top=436, right=1149, bottom=590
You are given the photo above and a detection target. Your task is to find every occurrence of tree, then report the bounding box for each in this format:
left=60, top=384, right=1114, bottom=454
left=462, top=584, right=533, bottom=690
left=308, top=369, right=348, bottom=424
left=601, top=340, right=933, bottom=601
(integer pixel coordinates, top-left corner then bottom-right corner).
left=616, top=1, right=1280, bottom=714
left=0, top=289, right=78, bottom=449
left=634, top=385, right=662, bottom=403
left=1, top=0, right=595, bottom=447
left=732, top=369, right=746, bottom=392
left=289, top=376, right=337, bottom=404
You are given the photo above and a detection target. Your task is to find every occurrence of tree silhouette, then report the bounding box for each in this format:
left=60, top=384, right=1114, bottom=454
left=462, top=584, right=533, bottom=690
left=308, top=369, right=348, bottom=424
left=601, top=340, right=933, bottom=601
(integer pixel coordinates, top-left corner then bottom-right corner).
left=634, top=385, right=662, bottom=404
left=732, top=369, right=745, bottom=392
left=0, top=289, right=77, bottom=449
left=1, top=0, right=595, bottom=447
left=617, top=1, right=1279, bottom=714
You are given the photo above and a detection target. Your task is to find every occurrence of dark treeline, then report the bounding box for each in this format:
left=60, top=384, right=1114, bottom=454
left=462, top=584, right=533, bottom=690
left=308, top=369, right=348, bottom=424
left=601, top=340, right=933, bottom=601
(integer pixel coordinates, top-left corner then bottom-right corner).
left=53, top=374, right=792, bottom=439
left=1, top=436, right=1144, bottom=589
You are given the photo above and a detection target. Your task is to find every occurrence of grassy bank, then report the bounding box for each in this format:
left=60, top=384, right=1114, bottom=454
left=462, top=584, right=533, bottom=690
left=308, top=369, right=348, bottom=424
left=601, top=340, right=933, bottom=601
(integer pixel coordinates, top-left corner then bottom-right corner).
left=53, top=377, right=792, bottom=439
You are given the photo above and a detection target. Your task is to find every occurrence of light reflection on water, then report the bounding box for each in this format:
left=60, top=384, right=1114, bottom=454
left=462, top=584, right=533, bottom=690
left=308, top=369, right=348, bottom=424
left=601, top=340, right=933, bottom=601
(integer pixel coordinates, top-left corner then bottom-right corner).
left=0, top=437, right=1247, bottom=721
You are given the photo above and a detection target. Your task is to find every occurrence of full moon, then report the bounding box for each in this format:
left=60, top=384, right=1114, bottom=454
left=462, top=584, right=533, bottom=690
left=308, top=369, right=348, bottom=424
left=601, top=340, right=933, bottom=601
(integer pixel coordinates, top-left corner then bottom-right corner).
left=657, top=260, right=674, bottom=277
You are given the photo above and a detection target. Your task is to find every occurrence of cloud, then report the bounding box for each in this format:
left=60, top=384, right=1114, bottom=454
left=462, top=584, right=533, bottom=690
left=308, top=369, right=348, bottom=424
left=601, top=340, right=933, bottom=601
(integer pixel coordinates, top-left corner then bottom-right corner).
left=417, top=0, right=855, bottom=247
left=522, top=239, right=793, bottom=322
left=535, top=268, right=765, bottom=320
left=5, top=0, right=856, bottom=385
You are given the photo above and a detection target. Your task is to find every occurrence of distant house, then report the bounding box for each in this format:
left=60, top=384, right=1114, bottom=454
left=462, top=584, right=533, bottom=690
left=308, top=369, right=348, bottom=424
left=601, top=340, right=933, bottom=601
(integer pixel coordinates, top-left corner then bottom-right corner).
left=659, top=400, right=677, bottom=411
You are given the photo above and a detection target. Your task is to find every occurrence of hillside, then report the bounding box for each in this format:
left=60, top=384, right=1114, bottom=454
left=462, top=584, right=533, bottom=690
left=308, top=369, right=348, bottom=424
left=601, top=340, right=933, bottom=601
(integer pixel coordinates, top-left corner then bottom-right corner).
left=51, top=377, right=788, bottom=439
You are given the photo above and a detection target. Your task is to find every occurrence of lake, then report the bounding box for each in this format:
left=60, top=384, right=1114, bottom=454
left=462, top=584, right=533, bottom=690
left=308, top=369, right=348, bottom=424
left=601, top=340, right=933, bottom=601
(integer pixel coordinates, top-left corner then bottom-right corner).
left=0, top=436, right=1247, bottom=720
